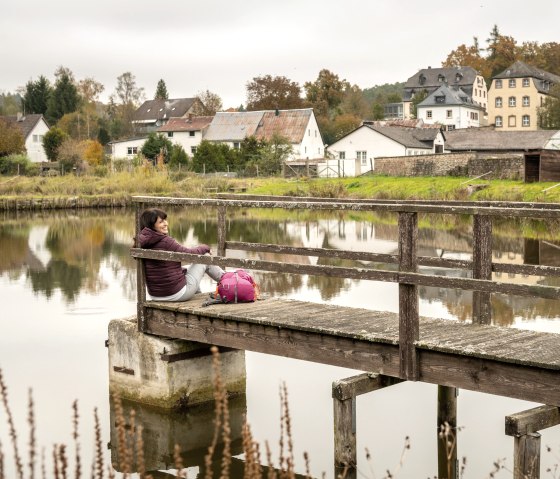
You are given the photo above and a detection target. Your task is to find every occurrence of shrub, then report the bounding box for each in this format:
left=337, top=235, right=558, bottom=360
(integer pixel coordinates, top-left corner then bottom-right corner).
left=0, top=154, right=39, bottom=176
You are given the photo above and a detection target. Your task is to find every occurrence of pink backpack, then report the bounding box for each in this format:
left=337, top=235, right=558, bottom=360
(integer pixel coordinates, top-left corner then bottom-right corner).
left=216, top=269, right=259, bottom=303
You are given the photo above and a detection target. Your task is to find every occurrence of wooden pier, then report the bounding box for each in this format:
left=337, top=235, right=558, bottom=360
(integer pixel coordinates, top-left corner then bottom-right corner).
left=130, top=195, right=560, bottom=478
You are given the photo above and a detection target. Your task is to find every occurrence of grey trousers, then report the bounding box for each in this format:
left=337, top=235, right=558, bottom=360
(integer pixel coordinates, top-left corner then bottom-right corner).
left=176, top=263, right=225, bottom=301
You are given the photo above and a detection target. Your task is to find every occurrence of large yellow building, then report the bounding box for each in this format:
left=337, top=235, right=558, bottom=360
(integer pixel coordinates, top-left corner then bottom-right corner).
left=488, top=61, right=560, bottom=131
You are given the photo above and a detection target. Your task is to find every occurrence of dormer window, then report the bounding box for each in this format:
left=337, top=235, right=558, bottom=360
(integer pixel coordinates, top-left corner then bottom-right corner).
left=455, top=73, right=463, bottom=82
left=435, top=95, right=445, bottom=104
left=419, top=74, right=426, bottom=85
left=438, top=74, right=445, bottom=82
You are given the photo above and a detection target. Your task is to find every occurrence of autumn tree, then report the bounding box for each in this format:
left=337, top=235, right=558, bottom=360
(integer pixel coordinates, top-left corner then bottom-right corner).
left=46, top=67, right=80, bottom=124
left=246, top=75, right=303, bottom=111
left=192, top=89, right=223, bottom=115
left=485, top=25, right=519, bottom=77
left=154, top=79, right=169, bottom=100
left=22, top=76, right=52, bottom=115
left=442, top=37, right=492, bottom=79
left=304, top=69, right=350, bottom=117
left=109, top=72, right=145, bottom=138
left=538, top=84, right=560, bottom=129
left=0, top=92, right=22, bottom=115
left=78, top=77, right=105, bottom=139
left=0, top=119, right=25, bottom=156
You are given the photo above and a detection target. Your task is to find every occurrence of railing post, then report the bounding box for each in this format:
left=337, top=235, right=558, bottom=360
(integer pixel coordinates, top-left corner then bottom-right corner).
left=135, top=202, right=147, bottom=332
left=437, top=386, right=458, bottom=479
left=217, top=204, right=227, bottom=257
left=398, top=212, right=419, bottom=380
left=472, top=214, right=493, bottom=324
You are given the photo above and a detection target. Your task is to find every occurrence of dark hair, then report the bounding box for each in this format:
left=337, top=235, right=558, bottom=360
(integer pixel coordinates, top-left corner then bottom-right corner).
left=140, top=208, right=167, bottom=230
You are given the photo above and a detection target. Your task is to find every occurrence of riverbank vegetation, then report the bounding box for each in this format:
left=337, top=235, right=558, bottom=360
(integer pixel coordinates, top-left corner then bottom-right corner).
left=2, top=170, right=560, bottom=204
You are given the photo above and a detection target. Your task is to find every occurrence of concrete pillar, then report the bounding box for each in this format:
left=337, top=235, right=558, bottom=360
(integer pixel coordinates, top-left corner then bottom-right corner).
left=108, top=317, right=246, bottom=409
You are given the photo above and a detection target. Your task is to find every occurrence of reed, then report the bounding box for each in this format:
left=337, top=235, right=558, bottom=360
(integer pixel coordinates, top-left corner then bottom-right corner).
left=28, top=390, right=36, bottom=479
left=0, top=369, right=24, bottom=479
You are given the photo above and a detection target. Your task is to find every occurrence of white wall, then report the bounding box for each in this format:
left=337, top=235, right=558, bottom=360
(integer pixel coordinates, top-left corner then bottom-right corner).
left=418, top=105, right=482, bottom=129
left=25, top=118, right=50, bottom=163
left=164, top=130, right=204, bottom=156
left=110, top=138, right=147, bottom=159
left=296, top=113, right=324, bottom=160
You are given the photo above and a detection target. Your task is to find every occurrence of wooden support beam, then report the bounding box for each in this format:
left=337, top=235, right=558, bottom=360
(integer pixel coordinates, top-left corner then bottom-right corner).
left=332, top=373, right=403, bottom=473
left=505, top=405, right=560, bottom=436
left=217, top=205, right=227, bottom=257
left=472, top=215, right=493, bottom=324
left=513, top=433, right=541, bottom=479
left=398, top=212, right=419, bottom=380
left=437, top=385, right=458, bottom=479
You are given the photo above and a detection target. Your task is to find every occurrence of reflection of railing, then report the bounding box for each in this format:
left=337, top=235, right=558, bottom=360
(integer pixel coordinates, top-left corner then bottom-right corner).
left=131, top=195, right=560, bottom=378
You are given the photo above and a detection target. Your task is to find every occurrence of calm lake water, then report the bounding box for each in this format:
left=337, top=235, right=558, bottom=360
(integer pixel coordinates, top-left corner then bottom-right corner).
left=1, top=206, right=559, bottom=478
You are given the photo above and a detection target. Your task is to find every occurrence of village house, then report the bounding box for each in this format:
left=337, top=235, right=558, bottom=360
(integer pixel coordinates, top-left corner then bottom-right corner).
left=203, top=108, right=324, bottom=161
left=131, top=97, right=203, bottom=134
left=0, top=113, right=50, bottom=162
left=156, top=116, right=213, bottom=156
left=416, top=84, right=486, bottom=130
left=487, top=61, right=560, bottom=131
left=401, top=66, right=487, bottom=120
left=108, top=136, right=148, bottom=160
left=324, top=123, right=445, bottom=177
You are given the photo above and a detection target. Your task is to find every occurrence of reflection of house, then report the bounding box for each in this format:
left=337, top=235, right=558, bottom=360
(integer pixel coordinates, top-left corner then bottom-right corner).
left=204, top=109, right=324, bottom=160
left=403, top=66, right=487, bottom=119
left=487, top=61, right=560, bottom=131
left=417, top=84, right=486, bottom=130
left=156, top=115, right=213, bottom=156
left=0, top=113, right=50, bottom=162
left=132, top=98, right=203, bottom=134
left=324, top=124, right=445, bottom=177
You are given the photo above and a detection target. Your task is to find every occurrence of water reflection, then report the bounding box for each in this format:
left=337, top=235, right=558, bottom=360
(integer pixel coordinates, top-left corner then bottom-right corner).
left=1, top=208, right=559, bottom=328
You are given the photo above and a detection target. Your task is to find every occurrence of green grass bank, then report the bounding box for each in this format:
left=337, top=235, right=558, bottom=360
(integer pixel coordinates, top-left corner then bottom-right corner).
left=1, top=171, right=560, bottom=208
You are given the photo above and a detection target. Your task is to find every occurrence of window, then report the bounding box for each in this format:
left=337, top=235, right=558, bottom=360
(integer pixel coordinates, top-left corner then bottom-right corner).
left=339, top=151, right=346, bottom=160
left=483, top=91, right=486, bottom=98
left=233, top=142, right=240, bottom=150
left=438, top=74, right=445, bottom=82
left=426, top=110, right=433, bottom=119
left=522, top=96, right=530, bottom=107
left=509, top=96, right=516, bottom=107
left=356, top=151, right=367, bottom=165
left=308, top=129, right=310, bottom=136
left=191, top=146, right=197, bottom=154
left=523, top=78, right=530, bottom=87
left=435, top=95, right=445, bottom=104
left=167, top=132, right=173, bottom=138
left=446, top=110, right=452, bottom=119
left=495, top=79, right=502, bottom=88
left=127, top=147, right=138, bottom=155
left=470, top=112, right=479, bottom=120
left=508, top=115, right=516, bottom=127
left=189, top=131, right=195, bottom=137
left=447, top=125, right=455, bottom=131
left=33, top=135, right=38, bottom=142
left=495, top=97, right=502, bottom=108
left=509, top=79, right=516, bottom=88
left=495, top=116, right=503, bottom=127
left=522, top=115, right=530, bottom=127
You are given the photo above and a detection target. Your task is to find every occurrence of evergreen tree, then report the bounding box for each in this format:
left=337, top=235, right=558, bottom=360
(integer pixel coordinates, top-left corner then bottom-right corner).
left=154, top=79, right=169, bottom=100
left=140, top=133, right=173, bottom=162
left=42, top=127, right=68, bottom=161
left=46, top=68, right=80, bottom=124
left=23, top=76, right=52, bottom=115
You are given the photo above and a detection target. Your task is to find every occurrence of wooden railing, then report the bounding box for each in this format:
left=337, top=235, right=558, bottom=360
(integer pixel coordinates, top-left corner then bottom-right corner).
left=130, top=195, right=560, bottom=380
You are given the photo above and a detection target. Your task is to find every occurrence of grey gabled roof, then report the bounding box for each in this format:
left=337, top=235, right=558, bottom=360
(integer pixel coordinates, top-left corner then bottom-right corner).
left=0, top=114, right=47, bottom=139
left=157, top=116, right=213, bottom=133
left=365, top=125, right=440, bottom=149
left=204, top=111, right=264, bottom=141
left=445, top=129, right=558, bottom=151
left=132, top=98, right=198, bottom=123
left=494, top=61, right=560, bottom=83
left=403, top=66, right=479, bottom=101
left=418, top=84, right=485, bottom=110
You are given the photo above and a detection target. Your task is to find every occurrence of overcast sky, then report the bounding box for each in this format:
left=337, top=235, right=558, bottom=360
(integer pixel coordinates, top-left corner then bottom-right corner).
left=2, top=0, right=559, bottom=108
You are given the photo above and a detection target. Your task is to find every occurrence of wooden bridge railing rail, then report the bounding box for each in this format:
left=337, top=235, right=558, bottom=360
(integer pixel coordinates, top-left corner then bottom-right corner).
left=131, top=195, right=560, bottom=380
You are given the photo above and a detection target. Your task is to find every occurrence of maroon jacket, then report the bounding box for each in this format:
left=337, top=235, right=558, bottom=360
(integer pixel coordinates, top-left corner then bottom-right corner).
left=138, top=227, right=210, bottom=297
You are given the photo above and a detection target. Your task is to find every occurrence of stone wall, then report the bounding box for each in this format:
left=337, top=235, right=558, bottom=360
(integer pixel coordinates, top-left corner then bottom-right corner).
left=374, top=152, right=524, bottom=179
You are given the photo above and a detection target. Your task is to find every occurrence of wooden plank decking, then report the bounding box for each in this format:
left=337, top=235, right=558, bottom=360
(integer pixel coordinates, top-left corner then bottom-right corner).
left=143, top=295, right=560, bottom=407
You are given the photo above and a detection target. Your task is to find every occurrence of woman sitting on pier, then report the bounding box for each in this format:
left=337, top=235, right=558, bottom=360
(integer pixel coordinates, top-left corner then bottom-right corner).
left=138, top=208, right=225, bottom=301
